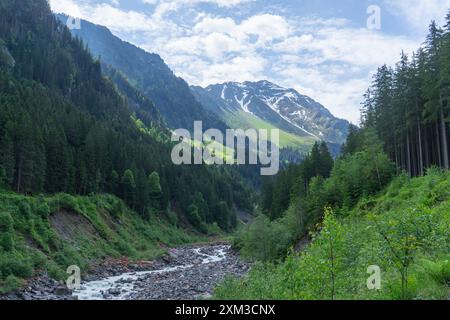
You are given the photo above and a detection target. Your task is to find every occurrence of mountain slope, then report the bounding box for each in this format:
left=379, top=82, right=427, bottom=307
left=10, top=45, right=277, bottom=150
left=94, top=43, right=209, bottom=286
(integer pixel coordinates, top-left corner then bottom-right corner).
left=56, top=14, right=226, bottom=132
left=192, top=81, right=349, bottom=146
left=0, top=0, right=251, bottom=230
left=216, top=169, right=450, bottom=300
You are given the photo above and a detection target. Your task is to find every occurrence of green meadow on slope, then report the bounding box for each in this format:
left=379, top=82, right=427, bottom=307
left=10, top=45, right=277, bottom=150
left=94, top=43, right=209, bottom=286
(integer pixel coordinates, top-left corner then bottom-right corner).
left=224, top=109, right=318, bottom=152
left=215, top=169, right=450, bottom=300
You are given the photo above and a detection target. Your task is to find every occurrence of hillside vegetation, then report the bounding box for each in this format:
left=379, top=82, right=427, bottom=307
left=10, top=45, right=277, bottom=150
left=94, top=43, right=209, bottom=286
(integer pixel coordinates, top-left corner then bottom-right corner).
left=0, top=0, right=253, bottom=236
left=216, top=169, right=449, bottom=300
left=214, top=15, right=450, bottom=300
left=0, top=191, right=202, bottom=294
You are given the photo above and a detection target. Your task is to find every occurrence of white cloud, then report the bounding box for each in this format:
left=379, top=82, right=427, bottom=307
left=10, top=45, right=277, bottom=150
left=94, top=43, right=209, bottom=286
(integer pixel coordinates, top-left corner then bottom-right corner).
left=48, top=0, right=428, bottom=123
left=308, top=27, right=418, bottom=68
left=273, top=35, right=314, bottom=53
left=384, top=0, right=450, bottom=33
left=165, top=14, right=418, bottom=123
left=239, top=14, right=291, bottom=44
left=143, top=0, right=254, bottom=9
left=193, top=17, right=238, bottom=35
left=49, top=0, right=82, bottom=17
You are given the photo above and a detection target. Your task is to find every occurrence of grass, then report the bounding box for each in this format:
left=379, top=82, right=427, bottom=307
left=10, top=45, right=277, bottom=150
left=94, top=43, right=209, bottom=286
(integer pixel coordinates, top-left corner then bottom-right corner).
left=223, top=110, right=318, bottom=152
left=214, top=169, right=450, bottom=300
left=0, top=191, right=204, bottom=293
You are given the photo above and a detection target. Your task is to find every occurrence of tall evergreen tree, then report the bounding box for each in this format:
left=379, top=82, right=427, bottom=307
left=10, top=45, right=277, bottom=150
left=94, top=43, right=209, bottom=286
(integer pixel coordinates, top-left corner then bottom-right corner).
left=0, top=131, right=15, bottom=187
left=122, top=169, right=136, bottom=209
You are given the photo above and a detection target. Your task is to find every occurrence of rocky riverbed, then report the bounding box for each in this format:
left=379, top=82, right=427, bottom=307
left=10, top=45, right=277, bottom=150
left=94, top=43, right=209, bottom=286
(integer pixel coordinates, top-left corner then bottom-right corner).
left=1, top=244, right=250, bottom=300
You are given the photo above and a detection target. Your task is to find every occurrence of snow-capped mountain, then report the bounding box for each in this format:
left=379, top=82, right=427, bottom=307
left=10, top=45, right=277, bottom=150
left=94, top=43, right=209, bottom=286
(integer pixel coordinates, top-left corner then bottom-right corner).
left=192, top=80, right=349, bottom=145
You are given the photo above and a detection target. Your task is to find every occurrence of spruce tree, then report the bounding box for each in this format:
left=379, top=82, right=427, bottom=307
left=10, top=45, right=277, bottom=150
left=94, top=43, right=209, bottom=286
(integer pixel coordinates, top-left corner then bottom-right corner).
left=121, top=169, right=136, bottom=209
left=0, top=132, right=15, bottom=187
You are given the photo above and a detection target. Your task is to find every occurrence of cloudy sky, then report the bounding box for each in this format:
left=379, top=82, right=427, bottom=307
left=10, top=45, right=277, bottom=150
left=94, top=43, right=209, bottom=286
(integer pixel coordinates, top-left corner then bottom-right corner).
left=49, top=0, right=450, bottom=123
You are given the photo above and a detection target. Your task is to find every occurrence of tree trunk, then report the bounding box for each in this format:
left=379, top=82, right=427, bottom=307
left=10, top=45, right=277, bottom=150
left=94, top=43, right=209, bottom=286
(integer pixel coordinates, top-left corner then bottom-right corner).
left=406, top=130, right=412, bottom=176
left=16, top=156, right=22, bottom=193
left=439, top=95, right=449, bottom=169
left=424, top=126, right=430, bottom=168
left=436, top=122, right=442, bottom=167
left=394, top=141, right=399, bottom=170
left=417, top=117, right=424, bottom=176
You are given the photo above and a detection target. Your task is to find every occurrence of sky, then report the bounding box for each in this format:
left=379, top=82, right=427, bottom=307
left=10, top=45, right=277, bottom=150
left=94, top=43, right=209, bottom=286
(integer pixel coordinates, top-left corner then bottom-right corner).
left=49, top=0, right=450, bottom=124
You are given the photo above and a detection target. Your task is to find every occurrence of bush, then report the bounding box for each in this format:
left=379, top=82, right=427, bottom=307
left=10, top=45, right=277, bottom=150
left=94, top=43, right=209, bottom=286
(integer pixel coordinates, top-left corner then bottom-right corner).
left=323, top=151, right=395, bottom=209
left=234, top=201, right=307, bottom=262
left=34, top=199, right=50, bottom=218
left=417, top=258, right=450, bottom=286
left=165, top=209, right=178, bottom=226
left=218, top=170, right=450, bottom=300
left=0, top=275, right=23, bottom=294
left=18, top=202, right=31, bottom=218
left=187, top=204, right=202, bottom=227
left=0, top=212, right=14, bottom=251
left=0, top=255, right=33, bottom=279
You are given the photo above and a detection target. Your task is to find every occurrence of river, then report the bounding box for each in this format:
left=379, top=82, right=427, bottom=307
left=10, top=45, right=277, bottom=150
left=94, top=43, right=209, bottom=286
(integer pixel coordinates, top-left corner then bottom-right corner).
left=73, top=244, right=249, bottom=300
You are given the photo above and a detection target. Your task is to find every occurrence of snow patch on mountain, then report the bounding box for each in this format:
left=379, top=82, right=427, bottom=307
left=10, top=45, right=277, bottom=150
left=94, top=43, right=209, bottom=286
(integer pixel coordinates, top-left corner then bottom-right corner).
left=195, top=80, right=349, bottom=145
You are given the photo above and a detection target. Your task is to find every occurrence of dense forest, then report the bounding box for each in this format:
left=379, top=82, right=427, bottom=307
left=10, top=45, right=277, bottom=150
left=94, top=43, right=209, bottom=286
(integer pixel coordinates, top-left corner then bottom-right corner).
left=58, top=13, right=227, bottom=133
left=217, top=15, right=450, bottom=300
left=361, top=19, right=450, bottom=176
left=0, top=0, right=253, bottom=233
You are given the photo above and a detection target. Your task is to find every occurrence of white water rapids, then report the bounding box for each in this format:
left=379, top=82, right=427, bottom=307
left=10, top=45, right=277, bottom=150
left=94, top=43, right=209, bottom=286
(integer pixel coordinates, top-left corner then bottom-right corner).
left=73, top=246, right=229, bottom=300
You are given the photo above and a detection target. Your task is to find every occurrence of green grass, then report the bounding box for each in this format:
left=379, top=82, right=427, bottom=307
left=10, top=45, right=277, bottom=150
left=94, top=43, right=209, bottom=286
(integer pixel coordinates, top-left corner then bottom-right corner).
left=214, top=169, right=450, bottom=300
left=0, top=191, right=204, bottom=293
left=223, top=110, right=318, bottom=152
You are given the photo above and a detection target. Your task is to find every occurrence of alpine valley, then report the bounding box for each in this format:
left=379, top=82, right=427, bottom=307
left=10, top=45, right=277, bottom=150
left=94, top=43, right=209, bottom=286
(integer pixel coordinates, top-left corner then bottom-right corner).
left=0, top=0, right=448, bottom=303
left=57, top=14, right=349, bottom=155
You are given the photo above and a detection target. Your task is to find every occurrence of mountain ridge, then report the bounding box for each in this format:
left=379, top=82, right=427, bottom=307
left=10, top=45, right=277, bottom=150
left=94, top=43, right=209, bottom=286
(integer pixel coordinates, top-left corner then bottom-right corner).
left=192, top=80, right=349, bottom=146
left=56, top=14, right=348, bottom=152
left=56, top=14, right=227, bottom=132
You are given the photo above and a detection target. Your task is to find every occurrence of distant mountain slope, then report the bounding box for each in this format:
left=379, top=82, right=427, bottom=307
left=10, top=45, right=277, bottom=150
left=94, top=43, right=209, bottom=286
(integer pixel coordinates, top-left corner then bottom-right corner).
left=192, top=81, right=349, bottom=145
left=0, top=0, right=252, bottom=232
left=56, top=14, right=226, bottom=132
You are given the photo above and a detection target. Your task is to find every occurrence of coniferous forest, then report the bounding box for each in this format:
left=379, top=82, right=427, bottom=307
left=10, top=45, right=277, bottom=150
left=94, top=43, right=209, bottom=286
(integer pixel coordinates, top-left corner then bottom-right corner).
left=217, top=16, right=450, bottom=300
left=361, top=19, right=450, bottom=176
left=0, top=0, right=251, bottom=226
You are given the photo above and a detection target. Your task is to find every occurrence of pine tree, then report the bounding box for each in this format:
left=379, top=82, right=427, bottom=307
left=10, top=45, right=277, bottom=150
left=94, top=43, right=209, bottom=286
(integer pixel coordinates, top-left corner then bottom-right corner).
left=0, top=131, right=15, bottom=187
left=148, top=171, right=162, bottom=208
left=45, top=127, right=71, bottom=193
left=121, top=169, right=136, bottom=209
left=109, top=170, right=120, bottom=195
left=318, top=141, right=333, bottom=179
left=14, top=114, right=37, bottom=194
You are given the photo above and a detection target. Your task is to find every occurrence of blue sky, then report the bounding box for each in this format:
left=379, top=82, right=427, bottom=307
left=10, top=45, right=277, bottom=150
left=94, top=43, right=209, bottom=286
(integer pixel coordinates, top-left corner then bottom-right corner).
left=50, top=0, right=450, bottom=123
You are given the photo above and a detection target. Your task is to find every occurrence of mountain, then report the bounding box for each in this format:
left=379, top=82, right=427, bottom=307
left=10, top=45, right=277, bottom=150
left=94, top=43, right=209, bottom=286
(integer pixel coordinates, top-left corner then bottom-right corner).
left=192, top=81, right=349, bottom=146
left=0, top=0, right=252, bottom=231
left=56, top=14, right=226, bottom=132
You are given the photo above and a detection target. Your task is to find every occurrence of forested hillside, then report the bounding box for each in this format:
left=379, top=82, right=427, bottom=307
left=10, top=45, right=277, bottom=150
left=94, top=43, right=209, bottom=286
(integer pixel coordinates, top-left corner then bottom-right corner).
left=217, top=169, right=449, bottom=300
left=0, top=0, right=252, bottom=229
left=0, top=0, right=257, bottom=294
left=56, top=14, right=227, bottom=133
left=216, top=16, right=450, bottom=300
left=362, top=20, right=450, bottom=176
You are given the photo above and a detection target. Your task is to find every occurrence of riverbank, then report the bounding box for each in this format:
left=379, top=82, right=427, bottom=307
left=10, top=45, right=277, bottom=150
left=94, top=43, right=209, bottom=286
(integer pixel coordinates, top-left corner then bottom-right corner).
left=1, top=244, right=250, bottom=300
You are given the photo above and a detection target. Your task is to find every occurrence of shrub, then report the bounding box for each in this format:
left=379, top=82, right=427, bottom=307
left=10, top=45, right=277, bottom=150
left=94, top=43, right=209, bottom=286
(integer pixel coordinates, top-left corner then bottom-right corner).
left=0, top=212, right=14, bottom=251
left=417, top=258, right=450, bottom=286
left=0, top=255, right=33, bottom=279
left=34, top=199, right=50, bottom=218
left=187, top=204, right=202, bottom=227
left=165, top=209, right=178, bottom=226
left=0, top=275, right=23, bottom=294
left=18, top=202, right=31, bottom=218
